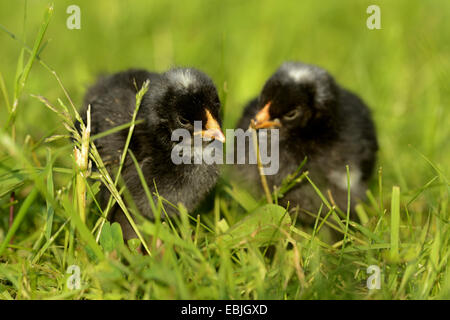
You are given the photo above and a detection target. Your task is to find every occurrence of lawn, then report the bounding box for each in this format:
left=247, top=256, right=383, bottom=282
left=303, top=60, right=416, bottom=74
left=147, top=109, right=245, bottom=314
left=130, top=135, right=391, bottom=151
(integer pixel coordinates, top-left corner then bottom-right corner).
left=0, top=0, right=449, bottom=299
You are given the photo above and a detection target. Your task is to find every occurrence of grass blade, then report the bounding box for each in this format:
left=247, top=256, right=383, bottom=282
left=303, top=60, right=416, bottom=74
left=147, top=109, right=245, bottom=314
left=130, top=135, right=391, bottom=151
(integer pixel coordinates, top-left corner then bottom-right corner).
left=390, top=186, right=400, bottom=262
left=0, top=187, right=38, bottom=256
left=8, top=4, right=53, bottom=125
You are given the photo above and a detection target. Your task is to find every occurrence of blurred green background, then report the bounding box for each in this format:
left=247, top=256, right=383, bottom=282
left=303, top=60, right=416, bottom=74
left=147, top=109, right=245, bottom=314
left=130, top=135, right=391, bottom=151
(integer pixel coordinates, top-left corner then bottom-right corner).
left=0, top=0, right=449, bottom=300
left=0, top=0, right=449, bottom=193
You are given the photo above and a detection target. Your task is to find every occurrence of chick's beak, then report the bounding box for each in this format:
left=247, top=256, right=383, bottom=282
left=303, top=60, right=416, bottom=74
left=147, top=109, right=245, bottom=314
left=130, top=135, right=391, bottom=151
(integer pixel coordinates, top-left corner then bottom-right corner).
left=197, top=109, right=226, bottom=143
left=252, top=102, right=281, bottom=129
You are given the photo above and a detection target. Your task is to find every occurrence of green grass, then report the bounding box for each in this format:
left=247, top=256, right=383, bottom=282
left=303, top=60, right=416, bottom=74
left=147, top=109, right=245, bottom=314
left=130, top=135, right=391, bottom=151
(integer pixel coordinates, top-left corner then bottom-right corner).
left=0, top=0, right=449, bottom=299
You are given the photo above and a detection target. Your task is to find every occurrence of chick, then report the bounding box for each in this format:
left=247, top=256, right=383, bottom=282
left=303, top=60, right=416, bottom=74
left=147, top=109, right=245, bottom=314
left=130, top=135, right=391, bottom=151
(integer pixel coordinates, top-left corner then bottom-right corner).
left=236, top=62, right=378, bottom=224
left=82, top=68, right=225, bottom=239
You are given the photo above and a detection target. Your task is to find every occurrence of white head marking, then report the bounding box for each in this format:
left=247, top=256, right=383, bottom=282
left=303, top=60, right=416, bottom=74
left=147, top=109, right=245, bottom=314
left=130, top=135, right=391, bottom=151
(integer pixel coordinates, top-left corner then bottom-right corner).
left=287, top=67, right=312, bottom=82
left=169, top=69, right=195, bottom=88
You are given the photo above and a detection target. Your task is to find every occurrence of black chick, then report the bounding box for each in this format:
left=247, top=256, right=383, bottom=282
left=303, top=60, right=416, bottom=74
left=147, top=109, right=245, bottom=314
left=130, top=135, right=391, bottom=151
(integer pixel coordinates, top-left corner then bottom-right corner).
left=82, top=68, right=225, bottom=240
left=236, top=61, right=378, bottom=224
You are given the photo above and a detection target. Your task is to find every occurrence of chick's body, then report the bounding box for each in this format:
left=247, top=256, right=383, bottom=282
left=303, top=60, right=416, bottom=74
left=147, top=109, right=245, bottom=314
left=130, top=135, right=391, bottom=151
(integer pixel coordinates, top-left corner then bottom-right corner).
left=82, top=68, right=224, bottom=239
left=236, top=62, right=378, bottom=223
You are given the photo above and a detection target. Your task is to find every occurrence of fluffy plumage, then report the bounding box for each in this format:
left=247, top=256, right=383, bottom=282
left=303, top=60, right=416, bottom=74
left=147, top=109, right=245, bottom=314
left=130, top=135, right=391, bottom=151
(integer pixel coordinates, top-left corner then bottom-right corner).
left=82, top=68, right=224, bottom=239
left=236, top=61, right=378, bottom=224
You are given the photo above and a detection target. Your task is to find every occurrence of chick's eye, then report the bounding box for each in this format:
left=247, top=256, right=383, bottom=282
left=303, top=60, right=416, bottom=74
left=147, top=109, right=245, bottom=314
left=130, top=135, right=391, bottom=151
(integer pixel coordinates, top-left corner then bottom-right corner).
left=177, top=116, right=191, bottom=127
left=284, top=109, right=300, bottom=120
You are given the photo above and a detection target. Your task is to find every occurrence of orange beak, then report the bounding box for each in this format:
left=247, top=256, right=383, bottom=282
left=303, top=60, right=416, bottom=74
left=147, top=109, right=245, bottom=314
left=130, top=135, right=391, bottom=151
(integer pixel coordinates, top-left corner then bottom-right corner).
left=195, top=109, right=226, bottom=143
left=252, top=102, right=281, bottom=129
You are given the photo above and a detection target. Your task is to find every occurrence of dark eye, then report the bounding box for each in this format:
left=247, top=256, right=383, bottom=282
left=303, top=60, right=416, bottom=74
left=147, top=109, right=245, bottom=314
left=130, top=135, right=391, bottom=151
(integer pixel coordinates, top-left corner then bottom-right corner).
left=283, top=109, right=300, bottom=121
left=177, top=116, right=191, bottom=127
